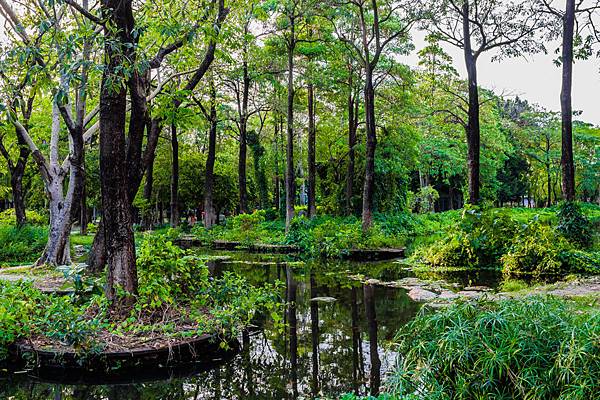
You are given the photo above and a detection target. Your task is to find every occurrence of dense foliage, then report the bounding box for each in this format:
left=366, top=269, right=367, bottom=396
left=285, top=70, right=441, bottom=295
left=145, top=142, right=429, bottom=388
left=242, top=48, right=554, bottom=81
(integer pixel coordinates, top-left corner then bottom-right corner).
left=414, top=204, right=600, bottom=275
left=388, top=297, right=600, bottom=399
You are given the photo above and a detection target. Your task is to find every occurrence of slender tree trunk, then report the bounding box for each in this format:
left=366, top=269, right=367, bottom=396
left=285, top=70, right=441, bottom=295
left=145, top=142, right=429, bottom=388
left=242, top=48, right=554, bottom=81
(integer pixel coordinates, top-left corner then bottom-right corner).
left=100, top=0, right=138, bottom=308
left=307, top=83, right=316, bottom=218
left=239, top=60, right=250, bottom=214
left=285, top=32, right=296, bottom=230
left=274, top=118, right=281, bottom=212
left=560, top=0, right=576, bottom=201
left=462, top=2, right=481, bottom=205
left=346, top=87, right=358, bottom=216
left=170, top=123, right=179, bottom=227
left=0, top=131, right=31, bottom=227
left=361, top=67, right=376, bottom=231
left=142, top=119, right=161, bottom=229
left=11, top=167, right=27, bottom=227
left=204, top=82, right=218, bottom=228
left=80, top=161, right=88, bottom=235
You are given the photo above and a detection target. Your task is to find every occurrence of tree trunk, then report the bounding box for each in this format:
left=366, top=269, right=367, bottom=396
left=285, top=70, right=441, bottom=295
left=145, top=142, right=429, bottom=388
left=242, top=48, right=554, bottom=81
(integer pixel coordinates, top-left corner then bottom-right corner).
left=204, top=83, right=218, bottom=228
left=80, top=162, right=88, bottom=235
left=238, top=60, right=250, bottom=214
left=274, top=117, right=281, bottom=212
left=463, top=2, right=481, bottom=205
left=170, top=123, right=179, bottom=227
left=285, top=32, right=296, bottom=230
left=560, top=0, right=576, bottom=201
left=142, top=119, right=161, bottom=229
left=361, top=67, right=376, bottom=231
left=11, top=167, right=27, bottom=227
left=307, top=83, right=316, bottom=218
left=346, top=87, right=358, bottom=217
left=0, top=131, right=31, bottom=227
left=100, top=0, right=138, bottom=308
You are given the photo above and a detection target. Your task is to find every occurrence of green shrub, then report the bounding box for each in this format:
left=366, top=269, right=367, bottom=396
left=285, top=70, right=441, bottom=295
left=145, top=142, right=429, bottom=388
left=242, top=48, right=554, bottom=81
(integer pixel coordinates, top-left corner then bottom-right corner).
left=389, top=297, right=600, bottom=399
left=415, top=207, right=518, bottom=269
left=502, top=220, right=571, bottom=276
left=0, top=224, right=47, bottom=264
left=0, top=209, right=47, bottom=226
left=136, top=234, right=209, bottom=309
left=557, top=201, right=593, bottom=248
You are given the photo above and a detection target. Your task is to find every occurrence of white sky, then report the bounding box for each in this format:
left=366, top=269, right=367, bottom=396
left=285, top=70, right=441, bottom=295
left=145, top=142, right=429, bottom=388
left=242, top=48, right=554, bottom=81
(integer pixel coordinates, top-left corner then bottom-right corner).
left=406, top=30, right=600, bottom=126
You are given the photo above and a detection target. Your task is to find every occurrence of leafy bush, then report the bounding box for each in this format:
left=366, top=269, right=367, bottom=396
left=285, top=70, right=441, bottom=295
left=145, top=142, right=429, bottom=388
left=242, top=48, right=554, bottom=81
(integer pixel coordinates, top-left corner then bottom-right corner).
left=557, top=201, right=593, bottom=248
left=0, top=224, right=47, bottom=264
left=407, top=185, right=440, bottom=214
left=502, top=219, right=572, bottom=276
left=415, top=207, right=518, bottom=269
left=136, top=234, right=209, bottom=309
left=0, top=209, right=47, bottom=226
left=389, top=297, right=600, bottom=399
left=286, top=216, right=404, bottom=258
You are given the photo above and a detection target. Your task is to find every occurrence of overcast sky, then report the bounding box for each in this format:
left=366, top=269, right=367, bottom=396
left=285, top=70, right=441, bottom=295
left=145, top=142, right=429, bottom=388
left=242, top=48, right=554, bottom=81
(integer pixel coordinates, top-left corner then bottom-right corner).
left=406, top=30, right=600, bottom=126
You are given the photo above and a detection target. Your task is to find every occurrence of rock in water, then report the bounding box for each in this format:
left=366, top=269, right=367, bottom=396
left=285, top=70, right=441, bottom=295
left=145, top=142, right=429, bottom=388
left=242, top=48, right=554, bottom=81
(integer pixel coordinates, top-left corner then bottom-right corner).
left=407, top=288, right=439, bottom=302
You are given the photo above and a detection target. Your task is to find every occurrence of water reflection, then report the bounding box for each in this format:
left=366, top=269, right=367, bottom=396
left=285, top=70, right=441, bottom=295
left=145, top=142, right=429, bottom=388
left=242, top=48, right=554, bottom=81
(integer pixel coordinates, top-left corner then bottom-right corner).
left=2, top=253, right=424, bottom=399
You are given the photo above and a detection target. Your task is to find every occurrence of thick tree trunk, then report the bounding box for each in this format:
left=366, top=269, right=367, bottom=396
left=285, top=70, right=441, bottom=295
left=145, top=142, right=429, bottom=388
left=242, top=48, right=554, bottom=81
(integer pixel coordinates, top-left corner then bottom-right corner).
left=285, top=34, right=296, bottom=230
left=560, top=0, right=576, bottom=201
left=346, top=88, right=358, bottom=216
left=100, top=0, right=138, bottom=308
left=361, top=68, right=376, bottom=231
left=204, top=84, right=218, bottom=229
left=170, top=123, right=180, bottom=227
left=307, top=83, right=316, bottom=218
left=463, top=2, right=481, bottom=205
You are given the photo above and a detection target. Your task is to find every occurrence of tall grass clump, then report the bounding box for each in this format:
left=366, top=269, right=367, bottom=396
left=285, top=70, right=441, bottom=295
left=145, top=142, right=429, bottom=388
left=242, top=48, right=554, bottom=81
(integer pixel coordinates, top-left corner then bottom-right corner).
left=388, top=297, right=600, bottom=399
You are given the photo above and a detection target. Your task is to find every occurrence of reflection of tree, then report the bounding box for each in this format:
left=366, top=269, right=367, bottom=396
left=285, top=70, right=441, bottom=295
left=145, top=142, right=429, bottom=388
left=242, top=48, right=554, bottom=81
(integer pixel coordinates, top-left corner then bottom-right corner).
left=287, top=266, right=299, bottom=398
left=2, top=255, right=426, bottom=399
left=364, top=284, right=381, bottom=396
left=310, top=272, right=319, bottom=397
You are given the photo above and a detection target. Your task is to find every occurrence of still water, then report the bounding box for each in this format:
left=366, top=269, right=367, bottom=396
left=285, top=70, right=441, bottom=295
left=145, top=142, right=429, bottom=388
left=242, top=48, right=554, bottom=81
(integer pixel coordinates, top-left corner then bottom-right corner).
left=0, top=251, right=501, bottom=399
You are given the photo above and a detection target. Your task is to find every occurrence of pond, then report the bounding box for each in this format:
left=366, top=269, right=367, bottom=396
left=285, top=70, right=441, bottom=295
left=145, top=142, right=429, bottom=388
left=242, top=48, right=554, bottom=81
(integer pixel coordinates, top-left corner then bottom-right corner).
left=0, top=251, right=503, bottom=399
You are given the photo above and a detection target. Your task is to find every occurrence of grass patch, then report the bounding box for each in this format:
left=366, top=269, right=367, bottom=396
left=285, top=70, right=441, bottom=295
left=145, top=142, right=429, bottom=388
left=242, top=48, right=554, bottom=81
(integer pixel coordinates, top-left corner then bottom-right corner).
left=388, top=296, right=600, bottom=399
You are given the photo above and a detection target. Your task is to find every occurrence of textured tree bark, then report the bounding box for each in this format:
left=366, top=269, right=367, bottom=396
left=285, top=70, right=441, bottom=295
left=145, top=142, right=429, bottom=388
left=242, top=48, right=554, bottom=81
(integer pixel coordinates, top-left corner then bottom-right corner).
left=462, top=2, right=481, bottom=205
left=285, top=26, right=296, bottom=230
left=170, top=123, right=180, bottom=227
left=203, top=82, right=218, bottom=228
left=100, top=0, right=138, bottom=308
left=560, top=0, right=576, bottom=201
left=361, top=67, right=376, bottom=231
left=307, top=83, right=317, bottom=218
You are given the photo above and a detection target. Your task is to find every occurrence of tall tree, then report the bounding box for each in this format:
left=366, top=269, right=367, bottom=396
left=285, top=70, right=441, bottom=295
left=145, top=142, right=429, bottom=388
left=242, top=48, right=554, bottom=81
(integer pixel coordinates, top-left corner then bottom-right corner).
left=421, top=0, right=544, bottom=205
left=538, top=0, right=600, bottom=201
left=329, top=0, right=415, bottom=229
